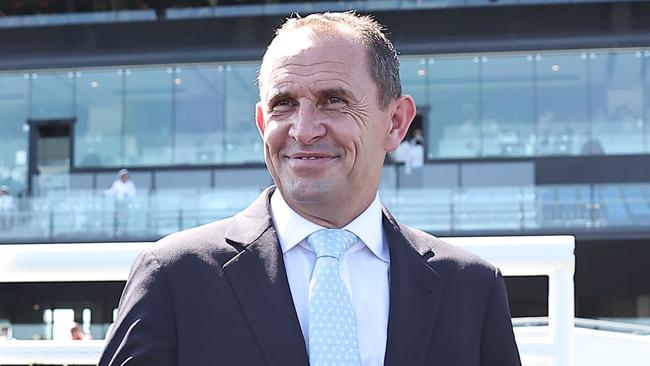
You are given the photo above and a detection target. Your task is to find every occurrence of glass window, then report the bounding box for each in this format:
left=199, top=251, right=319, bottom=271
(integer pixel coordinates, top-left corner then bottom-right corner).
left=224, top=63, right=263, bottom=164
left=400, top=57, right=430, bottom=160
left=75, top=68, right=124, bottom=167
left=481, top=54, right=535, bottom=157
left=401, top=57, right=429, bottom=104
left=429, top=56, right=481, bottom=158
left=174, top=65, right=225, bottom=165
left=30, top=71, right=75, bottom=119
left=589, top=51, right=644, bottom=155
left=123, top=67, right=173, bottom=166
left=645, top=51, right=650, bottom=153
left=536, top=52, right=589, bottom=156
left=0, top=73, right=29, bottom=194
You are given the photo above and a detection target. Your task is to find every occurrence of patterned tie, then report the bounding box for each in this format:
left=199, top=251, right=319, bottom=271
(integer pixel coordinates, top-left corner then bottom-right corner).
left=306, top=229, right=361, bottom=366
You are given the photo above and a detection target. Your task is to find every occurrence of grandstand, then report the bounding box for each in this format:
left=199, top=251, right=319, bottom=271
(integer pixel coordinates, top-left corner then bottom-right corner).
left=1, top=0, right=650, bottom=364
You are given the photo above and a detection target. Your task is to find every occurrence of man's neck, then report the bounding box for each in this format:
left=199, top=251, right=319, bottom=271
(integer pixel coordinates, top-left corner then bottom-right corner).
left=284, top=196, right=375, bottom=229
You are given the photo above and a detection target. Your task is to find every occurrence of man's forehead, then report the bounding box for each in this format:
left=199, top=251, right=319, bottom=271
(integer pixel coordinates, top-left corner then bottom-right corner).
left=268, top=58, right=351, bottom=81
left=260, top=27, right=364, bottom=93
left=266, top=26, right=318, bottom=58
left=265, top=27, right=358, bottom=64
left=266, top=78, right=354, bottom=98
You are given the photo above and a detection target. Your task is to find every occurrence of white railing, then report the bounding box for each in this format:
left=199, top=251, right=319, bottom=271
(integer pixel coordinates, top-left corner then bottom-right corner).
left=0, top=236, right=576, bottom=365
left=0, top=340, right=105, bottom=365
left=446, top=235, right=575, bottom=366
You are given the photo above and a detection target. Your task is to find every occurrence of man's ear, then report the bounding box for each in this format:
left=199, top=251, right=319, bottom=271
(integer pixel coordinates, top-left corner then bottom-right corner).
left=384, top=95, right=417, bottom=152
left=255, top=102, right=266, bottom=137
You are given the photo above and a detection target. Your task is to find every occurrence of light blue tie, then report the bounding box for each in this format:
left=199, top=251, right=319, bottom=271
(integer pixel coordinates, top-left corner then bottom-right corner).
left=306, top=229, right=361, bottom=366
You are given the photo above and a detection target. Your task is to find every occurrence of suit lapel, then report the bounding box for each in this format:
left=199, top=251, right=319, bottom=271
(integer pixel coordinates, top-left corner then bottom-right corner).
left=382, top=208, right=444, bottom=366
left=222, top=187, right=309, bottom=366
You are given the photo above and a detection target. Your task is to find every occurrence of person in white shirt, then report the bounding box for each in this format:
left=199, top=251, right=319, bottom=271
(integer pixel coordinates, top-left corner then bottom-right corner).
left=0, top=325, right=14, bottom=341
left=0, top=185, right=14, bottom=210
left=100, top=12, right=521, bottom=366
left=105, top=169, right=136, bottom=200
left=0, top=185, right=14, bottom=230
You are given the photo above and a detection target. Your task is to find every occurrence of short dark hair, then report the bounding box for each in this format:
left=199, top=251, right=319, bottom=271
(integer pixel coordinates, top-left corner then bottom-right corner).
left=262, top=11, right=402, bottom=110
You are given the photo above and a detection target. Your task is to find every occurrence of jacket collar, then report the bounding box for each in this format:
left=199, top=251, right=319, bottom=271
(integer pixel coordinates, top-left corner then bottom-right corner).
left=222, top=186, right=310, bottom=366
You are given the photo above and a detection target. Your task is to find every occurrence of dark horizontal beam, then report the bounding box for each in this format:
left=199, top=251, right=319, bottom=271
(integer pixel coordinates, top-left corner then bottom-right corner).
left=1, top=2, right=650, bottom=70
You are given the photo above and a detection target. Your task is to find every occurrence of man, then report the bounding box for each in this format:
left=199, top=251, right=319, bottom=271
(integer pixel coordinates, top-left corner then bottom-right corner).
left=105, top=169, right=136, bottom=200
left=99, top=12, right=521, bottom=366
left=0, top=325, right=14, bottom=341
left=0, top=185, right=14, bottom=230
left=71, top=323, right=91, bottom=340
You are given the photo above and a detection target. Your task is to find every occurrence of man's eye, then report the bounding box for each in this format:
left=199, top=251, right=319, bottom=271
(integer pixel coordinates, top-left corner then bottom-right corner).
left=271, top=100, right=293, bottom=111
left=328, top=96, right=344, bottom=104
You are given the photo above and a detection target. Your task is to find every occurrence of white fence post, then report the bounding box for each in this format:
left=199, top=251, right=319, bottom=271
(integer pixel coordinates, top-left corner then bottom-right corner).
left=446, top=235, right=575, bottom=366
left=549, top=265, right=575, bottom=366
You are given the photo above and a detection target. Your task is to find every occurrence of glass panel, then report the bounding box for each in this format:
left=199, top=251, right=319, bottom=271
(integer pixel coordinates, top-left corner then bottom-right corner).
left=481, top=55, right=535, bottom=157
left=155, top=170, right=211, bottom=189
left=536, top=52, right=589, bottom=156
left=0, top=73, right=29, bottom=195
left=30, top=71, right=75, bottom=118
left=400, top=57, right=429, bottom=104
left=397, top=57, right=430, bottom=165
left=174, top=65, right=225, bottom=164
left=75, top=68, right=124, bottom=167
left=646, top=51, right=650, bottom=152
left=589, top=51, right=644, bottom=155
left=429, top=56, right=481, bottom=158
left=124, top=67, right=173, bottom=166
left=224, top=63, right=262, bottom=164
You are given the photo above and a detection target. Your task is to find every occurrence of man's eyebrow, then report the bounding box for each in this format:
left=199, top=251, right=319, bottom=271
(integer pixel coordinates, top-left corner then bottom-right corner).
left=316, top=87, right=357, bottom=102
left=265, top=86, right=358, bottom=106
left=266, top=90, right=293, bottom=106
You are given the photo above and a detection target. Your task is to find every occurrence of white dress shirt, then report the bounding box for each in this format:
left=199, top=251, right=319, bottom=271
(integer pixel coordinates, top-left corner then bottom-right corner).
left=270, top=190, right=390, bottom=366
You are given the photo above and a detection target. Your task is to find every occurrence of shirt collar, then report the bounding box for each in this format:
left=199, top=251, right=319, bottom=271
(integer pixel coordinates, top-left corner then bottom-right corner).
left=270, top=189, right=389, bottom=263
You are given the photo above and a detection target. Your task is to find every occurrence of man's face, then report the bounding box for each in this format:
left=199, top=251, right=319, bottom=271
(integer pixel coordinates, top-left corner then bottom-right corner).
left=256, top=28, right=412, bottom=224
left=72, top=328, right=83, bottom=339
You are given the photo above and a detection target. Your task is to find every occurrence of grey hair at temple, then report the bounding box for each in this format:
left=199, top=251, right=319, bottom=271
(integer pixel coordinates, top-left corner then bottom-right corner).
left=260, top=11, right=403, bottom=110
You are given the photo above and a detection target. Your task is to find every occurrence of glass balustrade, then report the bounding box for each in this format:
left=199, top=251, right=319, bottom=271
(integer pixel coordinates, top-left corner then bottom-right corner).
left=1, top=183, right=649, bottom=243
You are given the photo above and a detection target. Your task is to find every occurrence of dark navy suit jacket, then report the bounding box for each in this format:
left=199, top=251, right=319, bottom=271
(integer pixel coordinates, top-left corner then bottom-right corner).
left=99, top=187, right=521, bottom=366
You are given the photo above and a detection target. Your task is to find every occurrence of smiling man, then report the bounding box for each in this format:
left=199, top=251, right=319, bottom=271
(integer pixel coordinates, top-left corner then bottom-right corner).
left=100, top=12, right=521, bottom=366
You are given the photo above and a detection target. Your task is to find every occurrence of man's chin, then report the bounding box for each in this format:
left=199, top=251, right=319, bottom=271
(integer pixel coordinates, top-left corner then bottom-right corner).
left=280, top=182, right=335, bottom=207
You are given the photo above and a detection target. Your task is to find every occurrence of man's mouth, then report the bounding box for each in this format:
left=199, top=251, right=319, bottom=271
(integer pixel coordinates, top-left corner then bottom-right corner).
left=288, top=153, right=336, bottom=160
left=297, top=156, right=320, bottom=160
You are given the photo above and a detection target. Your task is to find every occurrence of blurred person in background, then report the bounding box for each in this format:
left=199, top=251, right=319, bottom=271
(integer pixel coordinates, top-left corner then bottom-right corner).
left=0, top=185, right=15, bottom=230
left=0, top=325, right=14, bottom=341
left=105, top=169, right=137, bottom=233
left=71, top=323, right=91, bottom=340
left=105, top=169, right=136, bottom=200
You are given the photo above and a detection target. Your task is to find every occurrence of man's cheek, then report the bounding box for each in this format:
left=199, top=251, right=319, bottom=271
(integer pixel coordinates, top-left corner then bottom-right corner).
left=265, top=125, right=286, bottom=150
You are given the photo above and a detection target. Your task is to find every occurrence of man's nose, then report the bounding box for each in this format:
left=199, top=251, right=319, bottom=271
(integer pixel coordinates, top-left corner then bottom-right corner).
left=288, top=103, right=326, bottom=145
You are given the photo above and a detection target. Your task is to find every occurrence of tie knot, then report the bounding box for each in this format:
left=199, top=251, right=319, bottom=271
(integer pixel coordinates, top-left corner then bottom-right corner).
left=306, top=229, right=358, bottom=259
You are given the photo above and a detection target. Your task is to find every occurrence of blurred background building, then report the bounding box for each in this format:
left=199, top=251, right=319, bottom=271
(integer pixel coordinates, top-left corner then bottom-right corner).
left=0, top=0, right=649, bottom=342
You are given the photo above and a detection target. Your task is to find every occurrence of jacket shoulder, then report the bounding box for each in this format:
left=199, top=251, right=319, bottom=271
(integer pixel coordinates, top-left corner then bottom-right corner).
left=399, top=224, right=499, bottom=279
